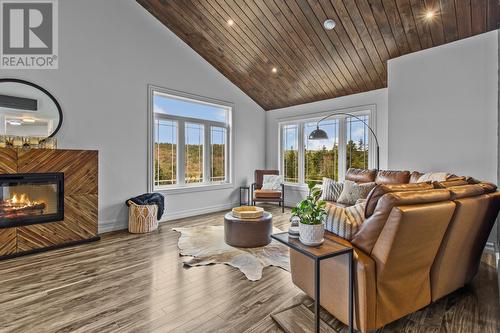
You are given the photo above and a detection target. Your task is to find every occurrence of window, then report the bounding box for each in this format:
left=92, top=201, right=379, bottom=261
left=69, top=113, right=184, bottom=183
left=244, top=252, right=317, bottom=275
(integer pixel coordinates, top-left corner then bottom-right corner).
left=149, top=87, right=231, bottom=190
left=346, top=115, right=369, bottom=170
left=304, top=119, right=339, bottom=183
left=282, top=124, right=298, bottom=183
left=154, top=119, right=177, bottom=186
left=280, top=110, right=374, bottom=186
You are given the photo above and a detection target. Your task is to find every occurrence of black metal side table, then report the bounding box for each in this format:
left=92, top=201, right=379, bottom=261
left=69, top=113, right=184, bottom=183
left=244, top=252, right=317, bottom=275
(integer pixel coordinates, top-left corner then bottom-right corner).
left=271, top=232, right=354, bottom=333
left=239, top=186, right=250, bottom=206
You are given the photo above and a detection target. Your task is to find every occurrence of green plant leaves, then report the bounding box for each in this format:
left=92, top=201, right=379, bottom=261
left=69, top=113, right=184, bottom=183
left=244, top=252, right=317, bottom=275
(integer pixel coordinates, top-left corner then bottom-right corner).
left=291, top=184, right=327, bottom=225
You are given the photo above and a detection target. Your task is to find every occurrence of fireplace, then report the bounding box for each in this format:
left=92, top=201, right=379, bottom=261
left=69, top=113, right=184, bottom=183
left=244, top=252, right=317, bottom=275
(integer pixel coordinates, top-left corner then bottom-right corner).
left=0, top=173, right=64, bottom=228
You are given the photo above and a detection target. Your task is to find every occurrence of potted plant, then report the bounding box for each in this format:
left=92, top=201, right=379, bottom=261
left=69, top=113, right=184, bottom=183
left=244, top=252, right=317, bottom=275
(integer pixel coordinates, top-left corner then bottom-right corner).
left=291, top=181, right=327, bottom=246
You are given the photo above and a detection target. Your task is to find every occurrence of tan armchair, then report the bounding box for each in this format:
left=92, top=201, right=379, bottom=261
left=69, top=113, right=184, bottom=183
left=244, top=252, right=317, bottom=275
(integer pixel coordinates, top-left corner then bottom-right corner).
left=251, top=169, right=285, bottom=213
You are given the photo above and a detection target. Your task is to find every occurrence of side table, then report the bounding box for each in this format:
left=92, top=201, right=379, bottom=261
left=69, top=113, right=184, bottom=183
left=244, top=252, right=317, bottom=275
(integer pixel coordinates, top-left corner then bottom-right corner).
left=239, top=186, right=250, bottom=206
left=271, top=232, right=354, bottom=333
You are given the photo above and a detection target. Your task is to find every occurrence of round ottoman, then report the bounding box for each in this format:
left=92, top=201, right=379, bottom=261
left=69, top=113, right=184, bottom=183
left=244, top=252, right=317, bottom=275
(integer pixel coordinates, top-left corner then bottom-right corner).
left=224, top=211, right=273, bottom=248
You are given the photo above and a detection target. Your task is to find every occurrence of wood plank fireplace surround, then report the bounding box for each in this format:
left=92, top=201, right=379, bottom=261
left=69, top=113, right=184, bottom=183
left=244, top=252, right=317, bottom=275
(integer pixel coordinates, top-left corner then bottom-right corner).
left=0, top=148, right=99, bottom=260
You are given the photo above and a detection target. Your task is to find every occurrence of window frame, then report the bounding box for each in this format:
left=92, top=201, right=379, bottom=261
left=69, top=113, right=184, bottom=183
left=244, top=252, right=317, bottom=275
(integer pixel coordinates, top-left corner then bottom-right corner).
left=148, top=85, right=233, bottom=193
left=278, top=105, right=376, bottom=188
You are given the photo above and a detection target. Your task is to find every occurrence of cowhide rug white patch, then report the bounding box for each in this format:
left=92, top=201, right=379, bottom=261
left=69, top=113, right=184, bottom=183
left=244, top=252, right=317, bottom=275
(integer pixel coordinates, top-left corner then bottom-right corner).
left=173, top=225, right=290, bottom=281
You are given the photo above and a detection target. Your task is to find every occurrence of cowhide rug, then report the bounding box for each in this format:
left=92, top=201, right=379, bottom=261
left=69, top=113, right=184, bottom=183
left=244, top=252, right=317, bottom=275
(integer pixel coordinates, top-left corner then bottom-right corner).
left=173, top=225, right=290, bottom=281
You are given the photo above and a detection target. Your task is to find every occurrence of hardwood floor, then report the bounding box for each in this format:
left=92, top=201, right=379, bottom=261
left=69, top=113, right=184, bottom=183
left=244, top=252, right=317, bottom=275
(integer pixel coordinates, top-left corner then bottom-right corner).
left=0, top=204, right=498, bottom=333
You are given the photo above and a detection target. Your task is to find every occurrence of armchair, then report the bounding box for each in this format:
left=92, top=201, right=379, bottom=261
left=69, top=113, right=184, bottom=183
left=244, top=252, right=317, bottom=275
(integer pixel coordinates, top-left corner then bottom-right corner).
left=251, top=169, right=285, bottom=213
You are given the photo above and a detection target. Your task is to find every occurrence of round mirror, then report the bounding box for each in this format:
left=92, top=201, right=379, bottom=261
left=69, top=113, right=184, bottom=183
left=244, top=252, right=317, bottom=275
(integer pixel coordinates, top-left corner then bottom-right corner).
left=0, top=78, right=62, bottom=138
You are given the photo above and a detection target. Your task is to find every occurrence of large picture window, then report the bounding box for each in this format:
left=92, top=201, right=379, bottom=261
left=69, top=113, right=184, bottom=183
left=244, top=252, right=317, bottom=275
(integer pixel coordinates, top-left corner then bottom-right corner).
left=150, top=87, right=231, bottom=190
left=280, top=110, right=374, bottom=186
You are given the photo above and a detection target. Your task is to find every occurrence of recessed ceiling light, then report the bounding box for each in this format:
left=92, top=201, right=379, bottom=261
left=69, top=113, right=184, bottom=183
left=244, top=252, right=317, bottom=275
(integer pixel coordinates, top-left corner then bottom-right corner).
left=22, top=118, right=35, bottom=123
left=227, top=19, right=234, bottom=26
left=271, top=67, right=277, bottom=73
left=323, top=19, right=336, bottom=30
left=425, top=11, right=435, bottom=20
left=8, top=120, right=22, bottom=126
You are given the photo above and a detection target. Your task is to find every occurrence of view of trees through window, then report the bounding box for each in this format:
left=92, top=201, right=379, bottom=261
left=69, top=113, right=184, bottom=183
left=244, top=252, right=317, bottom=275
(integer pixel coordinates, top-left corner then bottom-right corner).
left=346, top=115, right=369, bottom=171
left=154, top=119, right=177, bottom=186
left=210, top=126, right=226, bottom=182
left=153, top=90, right=230, bottom=189
left=304, top=120, right=339, bottom=184
left=185, top=123, right=204, bottom=183
left=282, top=124, right=298, bottom=183
left=281, top=113, right=371, bottom=185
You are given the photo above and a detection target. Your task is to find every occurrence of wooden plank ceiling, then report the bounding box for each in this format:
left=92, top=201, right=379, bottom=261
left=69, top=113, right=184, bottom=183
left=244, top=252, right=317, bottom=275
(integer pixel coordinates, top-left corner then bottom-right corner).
left=137, top=0, right=500, bottom=110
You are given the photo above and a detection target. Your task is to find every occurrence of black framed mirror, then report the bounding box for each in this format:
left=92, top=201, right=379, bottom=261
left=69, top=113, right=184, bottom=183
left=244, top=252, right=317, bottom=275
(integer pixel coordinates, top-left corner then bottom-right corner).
left=0, top=78, right=63, bottom=138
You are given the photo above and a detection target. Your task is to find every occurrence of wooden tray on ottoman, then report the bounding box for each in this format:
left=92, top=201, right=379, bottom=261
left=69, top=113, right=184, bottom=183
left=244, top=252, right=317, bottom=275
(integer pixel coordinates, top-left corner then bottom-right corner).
left=232, top=206, right=264, bottom=219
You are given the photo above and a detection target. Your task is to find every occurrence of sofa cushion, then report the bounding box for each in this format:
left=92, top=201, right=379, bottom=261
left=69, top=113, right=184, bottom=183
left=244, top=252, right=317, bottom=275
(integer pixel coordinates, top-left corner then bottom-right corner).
left=320, top=177, right=343, bottom=202
left=345, top=168, right=377, bottom=183
left=476, top=182, right=497, bottom=193
left=375, top=170, right=411, bottom=184
left=352, top=189, right=452, bottom=255
left=325, top=201, right=366, bottom=240
left=253, top=189, right=281, bottom=198
left=365, top=182, right=434, bottom=218
left=337, top=180, right=376, bottom=206
left=447, top=184, right=485, bottom=200
left=433, top=178, right=468, bottom=189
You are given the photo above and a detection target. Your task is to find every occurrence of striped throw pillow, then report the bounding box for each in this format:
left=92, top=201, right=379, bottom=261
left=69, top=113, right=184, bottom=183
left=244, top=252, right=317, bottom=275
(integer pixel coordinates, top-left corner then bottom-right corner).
left=320, top=178, right=343, bottom=202
left=324, top=202, right=366, bottom=240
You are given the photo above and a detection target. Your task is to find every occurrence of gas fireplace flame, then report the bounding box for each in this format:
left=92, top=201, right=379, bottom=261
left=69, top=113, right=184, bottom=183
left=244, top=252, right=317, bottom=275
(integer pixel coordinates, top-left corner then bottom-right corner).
left=0, top=193, right=47, bottom=220
left=8, top=193, right=38, bottom=207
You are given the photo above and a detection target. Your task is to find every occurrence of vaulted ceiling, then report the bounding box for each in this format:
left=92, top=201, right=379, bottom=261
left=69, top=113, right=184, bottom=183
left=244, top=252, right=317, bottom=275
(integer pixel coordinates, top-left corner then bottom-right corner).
left=137, top=0, right=500, bottom=110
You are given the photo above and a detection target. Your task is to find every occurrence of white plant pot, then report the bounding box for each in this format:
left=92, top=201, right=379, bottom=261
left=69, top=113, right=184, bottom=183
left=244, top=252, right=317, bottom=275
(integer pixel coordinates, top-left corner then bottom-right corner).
left=299, top=222, right=325, bottom=246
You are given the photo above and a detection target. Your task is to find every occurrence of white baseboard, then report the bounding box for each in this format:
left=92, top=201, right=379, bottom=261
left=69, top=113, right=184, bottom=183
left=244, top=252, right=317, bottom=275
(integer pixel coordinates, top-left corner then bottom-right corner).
left=161, top=201, right=239, bottom=221
left=98, top=219, right=127, bottom=234
left=98, top=201, right=240, bottom=234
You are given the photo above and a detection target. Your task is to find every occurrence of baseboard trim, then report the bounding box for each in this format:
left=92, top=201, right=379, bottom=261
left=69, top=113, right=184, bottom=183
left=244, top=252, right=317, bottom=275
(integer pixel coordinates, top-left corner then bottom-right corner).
left=161, top=201, right=239, bottom=222
left=98, top=201, right=241, bottom=234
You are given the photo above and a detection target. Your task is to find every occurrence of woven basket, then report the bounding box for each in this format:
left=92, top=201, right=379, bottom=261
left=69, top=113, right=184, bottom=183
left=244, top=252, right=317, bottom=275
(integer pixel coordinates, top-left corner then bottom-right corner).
left=127, top=201, right=158, bottom=234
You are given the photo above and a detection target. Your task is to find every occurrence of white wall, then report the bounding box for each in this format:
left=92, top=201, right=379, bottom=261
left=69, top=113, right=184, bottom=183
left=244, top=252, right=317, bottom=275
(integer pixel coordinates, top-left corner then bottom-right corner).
left=388, top=30, right=499, bottom=183
left=0, top=0, right=266, bottom=232
left=265, top=88, right=388, bottom=206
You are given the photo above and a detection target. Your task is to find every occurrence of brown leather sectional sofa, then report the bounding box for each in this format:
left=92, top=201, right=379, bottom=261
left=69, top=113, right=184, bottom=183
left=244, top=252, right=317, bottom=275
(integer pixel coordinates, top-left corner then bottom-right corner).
left=290, top=168, right=500, bottom=333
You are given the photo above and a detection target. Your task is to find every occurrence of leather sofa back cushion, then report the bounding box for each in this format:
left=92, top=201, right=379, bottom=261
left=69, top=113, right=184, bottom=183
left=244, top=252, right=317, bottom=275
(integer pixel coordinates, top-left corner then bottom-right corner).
left=447, top=185, right=485, bottom=200
left=375, top=170, right=410, bottom=184
left=433, top=178, right=468, bottom=188
left=365, top=182, right=434, bottom=218
left=352, top=189, right=451, bottom=254
left=345, top=168, right=377, bottom=183
left=477, top=182, right=498, bottom=193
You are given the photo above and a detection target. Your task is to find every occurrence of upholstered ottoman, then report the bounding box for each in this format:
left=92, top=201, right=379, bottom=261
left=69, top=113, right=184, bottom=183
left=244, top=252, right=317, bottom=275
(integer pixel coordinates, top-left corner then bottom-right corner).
left=224, top=211, right=273, bottom=248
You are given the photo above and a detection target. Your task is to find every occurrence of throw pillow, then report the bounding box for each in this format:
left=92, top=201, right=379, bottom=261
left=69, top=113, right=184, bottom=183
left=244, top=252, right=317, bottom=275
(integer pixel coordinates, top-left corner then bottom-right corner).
left=337, top=180, right=376, bottom=206
left=261, top=174, right=283, bottom=190
left=416, top=172, right=448, bottom=183
left=320, top=177, right=343, bottom=202
left=324, top=201, right=366, bottom=240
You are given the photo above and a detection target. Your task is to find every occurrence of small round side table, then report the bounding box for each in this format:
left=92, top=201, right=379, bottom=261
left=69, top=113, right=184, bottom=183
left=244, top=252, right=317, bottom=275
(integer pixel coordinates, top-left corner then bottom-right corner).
left=224, top=211, right=273, bottom=248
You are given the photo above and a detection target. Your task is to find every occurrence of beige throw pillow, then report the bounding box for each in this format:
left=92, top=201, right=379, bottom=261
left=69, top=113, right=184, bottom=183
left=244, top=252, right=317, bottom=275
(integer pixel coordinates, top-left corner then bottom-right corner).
left=337, top=180, right=376, bottom=206
left=416, top=172, right=448, bottom=183
left=325, top=201, right=366, bottom=240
